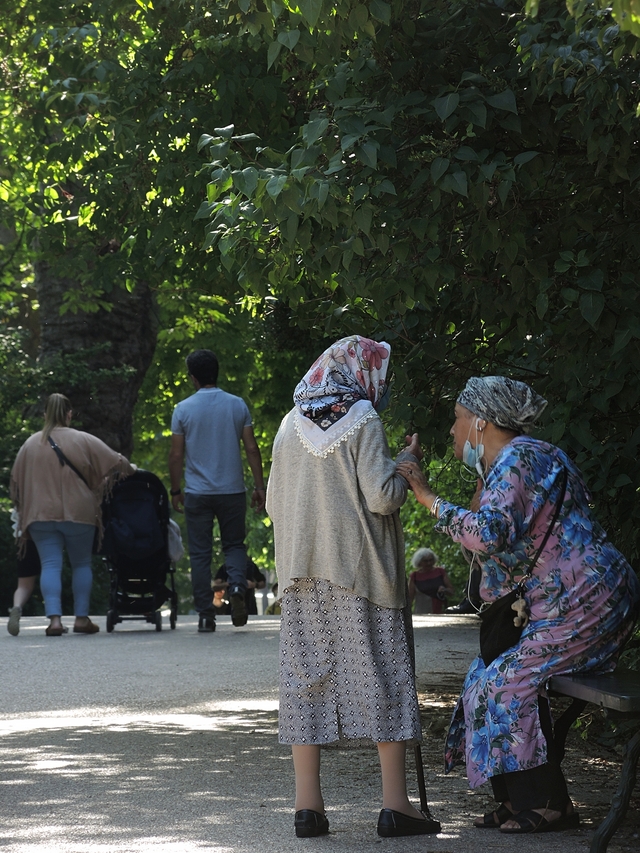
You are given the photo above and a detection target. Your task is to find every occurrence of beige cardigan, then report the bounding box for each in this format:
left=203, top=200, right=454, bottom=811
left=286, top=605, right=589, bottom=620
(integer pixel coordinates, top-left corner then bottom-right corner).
left=266, top=408, right=416, bottom=609
left=10, top=427, right=135, bottom=545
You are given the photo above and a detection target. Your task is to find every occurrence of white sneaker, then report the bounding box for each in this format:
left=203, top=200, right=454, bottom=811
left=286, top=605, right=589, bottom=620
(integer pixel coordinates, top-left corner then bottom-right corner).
left=7, top=606, right=21, bottom=636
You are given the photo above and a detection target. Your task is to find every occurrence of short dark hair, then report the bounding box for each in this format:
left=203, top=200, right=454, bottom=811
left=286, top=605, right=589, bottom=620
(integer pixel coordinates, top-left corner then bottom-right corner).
left=186, top=349, right=219, bottom=385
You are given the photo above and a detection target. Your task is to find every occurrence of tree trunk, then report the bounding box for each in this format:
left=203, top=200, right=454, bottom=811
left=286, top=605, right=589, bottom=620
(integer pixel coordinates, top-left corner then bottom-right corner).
left=35, top=262, right=157, bottom=457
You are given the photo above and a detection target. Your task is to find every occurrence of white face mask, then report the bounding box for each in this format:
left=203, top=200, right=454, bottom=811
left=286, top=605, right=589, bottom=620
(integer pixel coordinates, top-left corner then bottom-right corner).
left=462, top=418, right=485, bottom=479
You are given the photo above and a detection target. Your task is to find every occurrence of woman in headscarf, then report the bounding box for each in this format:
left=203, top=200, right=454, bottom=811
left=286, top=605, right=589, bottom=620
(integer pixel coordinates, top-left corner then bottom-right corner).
left=408, top=547, right=454, bottom=614
left=10, top=393, right=135, bottom=636
left=266, top=336, right=440, bottom=839
left=398, top=376, right=640, bottom=834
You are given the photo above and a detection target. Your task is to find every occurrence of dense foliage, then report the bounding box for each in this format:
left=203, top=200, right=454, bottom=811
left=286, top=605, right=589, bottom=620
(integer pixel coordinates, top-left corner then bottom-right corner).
left=0, top=1, right=639, bottom=619
left=197, top=0, right=640, bottom=563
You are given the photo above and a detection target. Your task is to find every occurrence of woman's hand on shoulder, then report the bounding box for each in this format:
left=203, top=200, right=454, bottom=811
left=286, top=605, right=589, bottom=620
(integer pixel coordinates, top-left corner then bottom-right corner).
left=396, top=461, right=435, bottom=506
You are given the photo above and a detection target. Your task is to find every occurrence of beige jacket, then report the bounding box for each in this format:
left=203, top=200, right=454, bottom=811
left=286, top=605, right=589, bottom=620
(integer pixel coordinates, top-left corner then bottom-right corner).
left=10, top=427, right=135, bottom=543
left=266, top=408, right=415, bottom=609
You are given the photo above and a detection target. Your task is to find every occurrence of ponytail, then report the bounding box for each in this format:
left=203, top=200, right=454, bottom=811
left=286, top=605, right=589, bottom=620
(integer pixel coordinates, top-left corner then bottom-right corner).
left=41, top=394, right=72, bottom=443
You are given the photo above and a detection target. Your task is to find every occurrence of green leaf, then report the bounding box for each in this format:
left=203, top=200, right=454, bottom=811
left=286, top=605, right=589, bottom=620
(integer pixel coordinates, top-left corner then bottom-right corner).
left=324, top=153, right=344, bottom=175
left=209, top=141, right=230, bottom=159
left=369, top=0, right=391, bottom=24
left=498, top=180, right=512, bottom=205
left=317, top=182, right=329, bottom=208
left=278, top=30, right=301, bottom=50
left=377, top=179, right=396, bottom=195
left=454, top=146, right=478, bottom=161
left=356, top=142, right=378, bottom=168
left=194, top=200, right=214, bottom=220
left=198, top=134, right=216, bottom=152
left=266, top=174, right=287, bottom=198
left=234, top=167, right=258, bottom=197
left=302, top=118, right=329, bottom=146
left=450, top=171, right=468, bottom=196
left=284, top=214, right=298, bottom=245
left=536, top=292, right=548, bottom=319
left=214, top=125, right=235, bottom=139
left=570, top=420, right=594, bottom=450
left=577, top=269, right=604, bottom=291
left=462, top=102, right=487, bottom=128
left=341, top=133, right=361, bottom=151
left=561, top=288, right=579, bottom=304
left=614, top=474, right=633, bottom=487
left=298, top=0, right=322, bottom=28
left=479, top=162, right=497, bottom=181
left=579, top=291, right=605, bottom=326
left=612, top=328, right=633, bottom=355
left=514, top=151, right=539, bottom=166
left=267, top=40, right=282, bottom=69
left=350, top=4, right=369, bottom=28
left=432, top=93, right=459, bottom=121
left=431, top=157, right=449, bottom=184
left=486, top=89, right=518, bottom=114
left=355, top=204, right=372, bottom=234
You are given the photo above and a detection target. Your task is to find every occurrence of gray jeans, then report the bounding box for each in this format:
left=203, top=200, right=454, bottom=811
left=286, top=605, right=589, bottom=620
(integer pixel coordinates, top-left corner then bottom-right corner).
left=184, top=492, right=248, bottom=616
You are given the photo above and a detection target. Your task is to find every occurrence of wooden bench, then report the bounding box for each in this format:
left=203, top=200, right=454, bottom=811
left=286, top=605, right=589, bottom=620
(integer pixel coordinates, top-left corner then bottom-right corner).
left=549, top=668, right=640, bottom=853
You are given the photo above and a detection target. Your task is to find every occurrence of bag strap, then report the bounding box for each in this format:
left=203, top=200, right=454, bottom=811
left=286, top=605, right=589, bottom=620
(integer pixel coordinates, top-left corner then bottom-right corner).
left=518, top=465, right=568, bottom=586
left=47, top=436, right=90, bottom=488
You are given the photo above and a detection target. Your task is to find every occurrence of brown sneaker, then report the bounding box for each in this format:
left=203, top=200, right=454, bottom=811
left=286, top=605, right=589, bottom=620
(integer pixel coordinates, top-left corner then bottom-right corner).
left=73, top=619, right=100, bottom=634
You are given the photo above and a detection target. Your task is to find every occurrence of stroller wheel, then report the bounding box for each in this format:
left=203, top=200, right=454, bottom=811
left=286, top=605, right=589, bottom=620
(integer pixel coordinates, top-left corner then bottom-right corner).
left=106, top=610, right=116, bottom=633
left=155, top=611, right=162, bottom=631
left=170, top=610, right=176, bottom=630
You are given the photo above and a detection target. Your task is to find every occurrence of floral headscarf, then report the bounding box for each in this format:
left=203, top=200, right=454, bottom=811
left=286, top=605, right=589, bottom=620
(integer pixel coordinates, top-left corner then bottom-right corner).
left=457, top=375, right=547, bottom=434
left=294, top=336, right=391, bottom=425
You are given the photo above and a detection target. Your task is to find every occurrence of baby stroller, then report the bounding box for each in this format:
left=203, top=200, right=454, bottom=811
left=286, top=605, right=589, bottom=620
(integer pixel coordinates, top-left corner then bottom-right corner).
left=101, top=470, right=178, bottom=632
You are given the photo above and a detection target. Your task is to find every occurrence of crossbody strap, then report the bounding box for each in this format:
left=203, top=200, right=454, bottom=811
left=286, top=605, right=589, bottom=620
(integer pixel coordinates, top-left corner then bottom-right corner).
left=519, top=465, right=568, bottom=586
left=47, top=436, right=90, bottom=488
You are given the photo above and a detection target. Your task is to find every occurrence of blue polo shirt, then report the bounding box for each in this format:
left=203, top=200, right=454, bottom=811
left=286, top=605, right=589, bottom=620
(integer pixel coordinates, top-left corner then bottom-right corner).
left=171, top=387, right=252, bottom=494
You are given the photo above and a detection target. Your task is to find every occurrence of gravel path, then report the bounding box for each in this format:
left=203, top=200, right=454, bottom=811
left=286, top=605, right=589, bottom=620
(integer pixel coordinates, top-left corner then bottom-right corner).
left=1, top=612, right=637, bottom=852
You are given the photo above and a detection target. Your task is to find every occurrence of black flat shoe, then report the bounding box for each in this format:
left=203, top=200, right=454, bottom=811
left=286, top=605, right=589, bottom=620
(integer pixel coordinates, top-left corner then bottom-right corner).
left=377, top=808, right=441, bottom=837
left=294, top=809, right=329, bottom=838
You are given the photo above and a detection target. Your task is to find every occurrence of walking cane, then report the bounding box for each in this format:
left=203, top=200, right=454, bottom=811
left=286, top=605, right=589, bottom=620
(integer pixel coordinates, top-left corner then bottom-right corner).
left=406, top=594, right=440, bottom=826
left=414, top=743, right=430, bottom=813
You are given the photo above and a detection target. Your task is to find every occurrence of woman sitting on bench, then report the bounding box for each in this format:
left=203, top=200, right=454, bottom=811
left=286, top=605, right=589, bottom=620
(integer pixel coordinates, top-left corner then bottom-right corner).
left=398, top=376, right=640, bottom=835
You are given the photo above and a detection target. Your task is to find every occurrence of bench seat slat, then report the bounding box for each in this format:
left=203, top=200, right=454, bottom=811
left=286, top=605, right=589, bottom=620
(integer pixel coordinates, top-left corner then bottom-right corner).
left=548, top=669, right=640, bottom=713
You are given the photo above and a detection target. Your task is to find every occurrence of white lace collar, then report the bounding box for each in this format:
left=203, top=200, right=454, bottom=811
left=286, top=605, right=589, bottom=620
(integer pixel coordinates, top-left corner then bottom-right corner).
left=293, top=400, right=378, bottom=458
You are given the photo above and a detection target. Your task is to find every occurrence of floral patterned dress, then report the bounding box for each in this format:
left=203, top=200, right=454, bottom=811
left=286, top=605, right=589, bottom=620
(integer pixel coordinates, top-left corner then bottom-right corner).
left=437, top=436, right=640, bottom=788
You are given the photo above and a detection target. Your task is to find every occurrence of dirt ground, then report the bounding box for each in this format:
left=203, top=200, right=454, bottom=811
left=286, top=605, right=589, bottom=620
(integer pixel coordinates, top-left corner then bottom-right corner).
left=415, top=682, right=640, bottom=852
left=312, top=682, right=639, bottom=851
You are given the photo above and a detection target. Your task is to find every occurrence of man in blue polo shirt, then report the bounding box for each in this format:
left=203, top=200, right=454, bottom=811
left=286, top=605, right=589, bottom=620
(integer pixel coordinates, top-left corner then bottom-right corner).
left=169, top=349, right=266, bottom=632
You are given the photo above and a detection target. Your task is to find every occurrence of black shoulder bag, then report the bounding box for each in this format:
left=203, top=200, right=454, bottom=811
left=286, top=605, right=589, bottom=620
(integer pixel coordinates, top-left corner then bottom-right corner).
left=479, top=467, right=568, bottom=666
left=47, top=435, right=90, bottom=487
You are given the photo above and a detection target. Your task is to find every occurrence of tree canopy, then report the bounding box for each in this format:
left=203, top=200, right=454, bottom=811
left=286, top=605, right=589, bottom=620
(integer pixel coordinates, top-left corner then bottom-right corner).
left=196, top=0, right=640, bottom=559
left=1, top=0, right=639, bottom=582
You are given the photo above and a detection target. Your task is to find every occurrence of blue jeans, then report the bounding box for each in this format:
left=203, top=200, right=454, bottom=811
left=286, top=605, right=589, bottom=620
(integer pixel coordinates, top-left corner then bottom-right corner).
left=184, top=492, right=247, bottom=616
left=29, top=521, right=95, bottom=617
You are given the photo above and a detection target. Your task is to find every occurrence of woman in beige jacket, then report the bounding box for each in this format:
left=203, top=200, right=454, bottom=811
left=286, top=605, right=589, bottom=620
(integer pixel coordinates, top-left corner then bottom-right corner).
left=266, top=336, right=440, bottom=839
left=10, top=394, right=135, bottom=636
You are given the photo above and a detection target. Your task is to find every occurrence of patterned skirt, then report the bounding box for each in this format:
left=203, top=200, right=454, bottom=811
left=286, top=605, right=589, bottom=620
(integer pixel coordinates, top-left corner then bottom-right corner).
left=278, top=577, right=422, bottom=745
